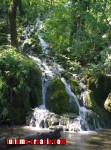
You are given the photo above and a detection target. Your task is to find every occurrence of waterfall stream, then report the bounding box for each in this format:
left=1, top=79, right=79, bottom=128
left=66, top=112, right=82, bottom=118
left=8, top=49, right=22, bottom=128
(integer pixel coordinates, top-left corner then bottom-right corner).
left=21, top=17, right=104, bottom=132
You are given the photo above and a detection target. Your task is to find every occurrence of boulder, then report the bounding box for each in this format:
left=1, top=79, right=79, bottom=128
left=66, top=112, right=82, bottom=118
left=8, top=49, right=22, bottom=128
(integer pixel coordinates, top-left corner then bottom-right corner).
left=82, top=90, right=94, bottom=110
left=68, top=123, right=80, bottom=132
left=46, top=78, right=69, bottom=114
left=51, top=117, right=59, bottom=125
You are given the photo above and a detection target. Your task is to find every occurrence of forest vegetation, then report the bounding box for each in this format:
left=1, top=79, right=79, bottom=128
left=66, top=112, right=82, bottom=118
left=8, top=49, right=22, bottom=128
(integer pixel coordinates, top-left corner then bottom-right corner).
left=0, top=0, right=111, bottom=123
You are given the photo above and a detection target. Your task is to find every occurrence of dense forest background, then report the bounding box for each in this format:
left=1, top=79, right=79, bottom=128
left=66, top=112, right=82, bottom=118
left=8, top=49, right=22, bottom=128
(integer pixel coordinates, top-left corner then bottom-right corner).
left=0, top=0, right=111, bottom=124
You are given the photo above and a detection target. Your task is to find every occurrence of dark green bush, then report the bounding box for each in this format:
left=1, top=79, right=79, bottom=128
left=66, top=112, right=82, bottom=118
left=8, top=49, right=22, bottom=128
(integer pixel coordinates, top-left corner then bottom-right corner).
left=0, top=47, right=42, bottom=123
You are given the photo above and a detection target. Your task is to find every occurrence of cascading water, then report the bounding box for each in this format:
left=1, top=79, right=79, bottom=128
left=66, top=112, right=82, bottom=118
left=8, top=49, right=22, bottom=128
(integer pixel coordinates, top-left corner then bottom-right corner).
left=61, top=78, right=102, bottom=131
left=21, top=17, right=104, bottom=131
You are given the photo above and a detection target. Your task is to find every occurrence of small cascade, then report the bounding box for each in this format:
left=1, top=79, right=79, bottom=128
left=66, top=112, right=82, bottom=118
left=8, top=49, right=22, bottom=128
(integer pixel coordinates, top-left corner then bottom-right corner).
left=29, top=108, right=50, bottom=129
left=38, top=35, right=49, bottom=55
left=61, top=78, right=80, bottom=108
left=40, top=73, right=50, bottom=109
left=61, top=78, right=102, bottom=131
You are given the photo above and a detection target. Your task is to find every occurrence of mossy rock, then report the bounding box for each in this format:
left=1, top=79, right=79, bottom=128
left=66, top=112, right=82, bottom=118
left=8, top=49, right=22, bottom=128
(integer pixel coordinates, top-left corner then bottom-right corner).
left=104, top=92, right=111, bottom=113
left=46, top=78, right=69, bottom=114
left=63, top=72, right=73, bottom=81
left=87, top=74, right=111, bottom=107
left=93, top=101, right=111, bottom=128
left=23, top=37, right=42, bottom=54
left=83, top=89, right=111, bottom=128
left=82, top=91, right=94, bottom=110
left=69, top=79, right=81, bottom=95
left=61, top=70, right=81, bottom=95
left=68, top=96, right=79, bottom=114
left=0, top=47, right=42, bottom=123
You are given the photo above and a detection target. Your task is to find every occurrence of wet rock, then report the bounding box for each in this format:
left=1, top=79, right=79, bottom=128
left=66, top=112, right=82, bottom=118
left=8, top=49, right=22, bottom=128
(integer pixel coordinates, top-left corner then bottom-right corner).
left=74, top=128, right=80, bottom=132
left=26, top=107, right=80, bottom=130
left=39, top=119, right=49, bottom=128
left=44, top=119, right=49, bottom=128
left=82, top=90, right=94, bottom=110
left=46, top=78, right=69, bottom=114
left=68, top=123, right=80, bottom=132
left=39, top=120, right=44, bottom=128
left=51, top=117, right=59, bottom=125
left=64, top=127, right=69, bottom=131
left=69, top=98, right=79, bottom=114
left=65, top=113, right=78, bottom=119
left=49, top=126, right=57, bottom=130
left=49, top=125, right=63, bottom=131
left=56, top=125, right=64, bottom=131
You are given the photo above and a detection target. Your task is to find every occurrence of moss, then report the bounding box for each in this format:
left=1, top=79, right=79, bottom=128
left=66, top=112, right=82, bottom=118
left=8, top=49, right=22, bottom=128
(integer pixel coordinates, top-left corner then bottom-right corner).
left=46, top=78, right=69, bottom=114
left=87, top=74, right=111, bottom=107
left=69, top=79, right=81, bottom=95
left=85, top=73, right=111, bottom=127
left=87, top=94, right=93, bottom=109
left=85, top=86, right=111, bottom=127
left=92, top=101, right=110, bottom=128
left=61, top=71, right=81, bottom=95
left=104, top=92, right=111, bottom=113
left=86, top=91, right=94, bottom=110
left=63, top=72, right=73, bottom=81
left=0, top=47, right=42, bottom=123
left=69, top=98, right=79, bottom=114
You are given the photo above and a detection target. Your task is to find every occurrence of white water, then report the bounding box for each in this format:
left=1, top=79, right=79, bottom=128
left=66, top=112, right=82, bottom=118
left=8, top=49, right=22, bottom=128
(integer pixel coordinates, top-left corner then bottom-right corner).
left=61, top=78, right=80, bottom=108
left=61, top=77, right=102, bottom=131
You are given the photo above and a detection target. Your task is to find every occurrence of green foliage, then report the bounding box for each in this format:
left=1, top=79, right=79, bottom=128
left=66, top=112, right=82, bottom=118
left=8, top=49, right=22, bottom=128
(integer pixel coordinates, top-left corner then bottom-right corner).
left=57, top=53, right=82, bottom=74
left=0, top=20, right=9, bottom=46
left=46, top=78, right=69, bottom=114
left=1, top=0, right=111, bottom=123
left=0, top=47, right=42, bottom=122
left=44, top=1, right=71, bottom=54
left=42, top=0, right=111, bottom=70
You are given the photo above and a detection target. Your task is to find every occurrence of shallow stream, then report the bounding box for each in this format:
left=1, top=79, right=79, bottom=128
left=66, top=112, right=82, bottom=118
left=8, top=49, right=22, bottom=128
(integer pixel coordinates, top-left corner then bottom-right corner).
left=1, top=126, right=111, bottom=150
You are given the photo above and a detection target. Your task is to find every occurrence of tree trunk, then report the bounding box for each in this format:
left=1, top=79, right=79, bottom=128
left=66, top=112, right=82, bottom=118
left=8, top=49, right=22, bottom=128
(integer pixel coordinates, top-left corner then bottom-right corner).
left=9, top=0, right=23, bottom=48
left=9, top=0, right=18, bottom=47
left=18, top=0, right=24, bottom=15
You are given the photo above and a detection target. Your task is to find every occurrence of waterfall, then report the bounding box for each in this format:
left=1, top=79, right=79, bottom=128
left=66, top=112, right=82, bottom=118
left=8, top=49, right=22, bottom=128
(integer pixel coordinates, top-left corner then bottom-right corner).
left=21, top=17, right=103, bottom=131
left=38, top=35, right=49, bottom=55
left=61, top=77, right=102, bottom=131
left=61, top=78, right=80, bottom=108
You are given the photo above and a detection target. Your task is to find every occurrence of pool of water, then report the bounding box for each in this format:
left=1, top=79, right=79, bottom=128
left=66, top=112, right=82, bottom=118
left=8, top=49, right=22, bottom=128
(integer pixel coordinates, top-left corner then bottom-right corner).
left=1, top=126, right=111, bottom=150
